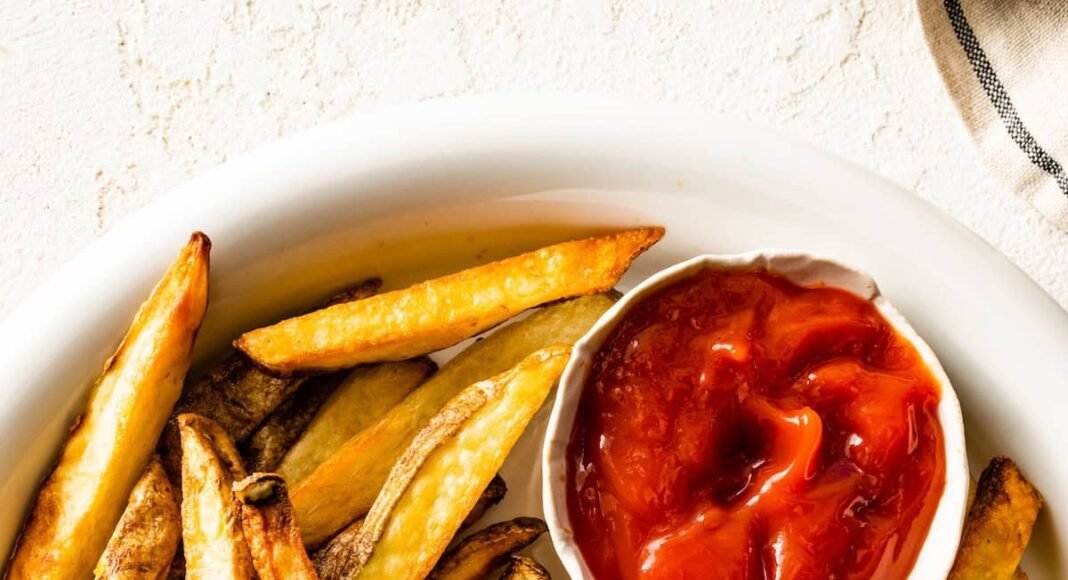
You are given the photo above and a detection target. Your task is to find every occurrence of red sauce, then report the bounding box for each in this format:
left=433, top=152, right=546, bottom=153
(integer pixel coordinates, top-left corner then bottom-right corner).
left=567, top=270, right=945, bottom=579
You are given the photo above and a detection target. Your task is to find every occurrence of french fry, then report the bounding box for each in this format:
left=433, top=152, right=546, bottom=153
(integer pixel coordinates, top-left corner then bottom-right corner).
left=462, top=474, right=507, bottom=529
left=293, top=294, right=616, bottom=546
left=177, top=414, right=255, bottom=580
left=429, top=517, right=547, bottom=580
left=313, top=345, right=570, bottom=580
left=950, top=457, right=1042, bottom=580
left=236, top=228, right=662, bottom=374
left=963, top=475, right=1029, bottom=580
left=276, top=359, right=435, bottom=484
left=94, top=458, right=182, bottom=580
left=312, top=475, right=507, bottom=572
left=233, top=473, right=318, bottom=580
left=8, top=233, right=210, bottom=578
left=241, top=373, right=345, bottom=473
left=159, top=278, right=381, bottom=481
left=501, top=555, right=551, bottom=580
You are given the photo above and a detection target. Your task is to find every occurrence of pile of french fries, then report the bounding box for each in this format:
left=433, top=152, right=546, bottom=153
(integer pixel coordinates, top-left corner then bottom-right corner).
left=6, top=228, right=662, bottom=579
left=3, top=226, right=1047, bottom=580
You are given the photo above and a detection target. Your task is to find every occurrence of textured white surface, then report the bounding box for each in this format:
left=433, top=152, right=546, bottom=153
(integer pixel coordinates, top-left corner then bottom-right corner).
left=1, top=0, right=1066, bottom=317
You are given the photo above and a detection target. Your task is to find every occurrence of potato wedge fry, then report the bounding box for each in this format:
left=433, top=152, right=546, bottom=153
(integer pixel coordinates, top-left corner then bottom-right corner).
left=233, top=473, right=318, bottom=580
left=314, top=345, right=570, bottom=580
left=277, top=359, right=435, bottom=483
left=462, top=474, right=507, bottom=529
left=313, top=474, right=507, bottom=571
left=501, top=555, right=551, bottom=580
left=8, top=233, right=210, bottom=578
left=950, top=457, right=1042, bottom=580
left=236, top=228, right=662, bottom=374
left=94, top=457, right=182, bottom=580
left=177, top=413, right=255, bottom=580
left=159, top=278, right=381, bottom=481
left=429, top=517, right=547, bottom=580
left=242, top=373, right=345, bottom=473
left=293, top=294, right=616, bottom=546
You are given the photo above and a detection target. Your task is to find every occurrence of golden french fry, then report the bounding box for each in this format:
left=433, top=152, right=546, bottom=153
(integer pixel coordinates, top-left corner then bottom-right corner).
left=314, top=345, right=570, bottom=580
left=94, top=457, right=182, bottom=580
left=500, top=555, right=551, bottom=580
left=241, top=373, right=345, bottom=473
left=9, top=233, right=210, bottom=578
left=292, top=294, right=616, bottom=547
left=429, top=517, right=547, bottom=580
left=159, top=278, right=381, bottom=481
left=277, top=359, right=435, bottom=484
left=236, top=228, right=662, bottom=374
left=233, top=473, right=318, bottom=580
left=178, top=414, right=255, bottom=580
left=950, top=457, right=1042, bottom=580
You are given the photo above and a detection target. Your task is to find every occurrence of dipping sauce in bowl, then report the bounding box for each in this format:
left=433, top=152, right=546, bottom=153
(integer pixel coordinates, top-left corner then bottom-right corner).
left=566, top=268, right=947, bottom=579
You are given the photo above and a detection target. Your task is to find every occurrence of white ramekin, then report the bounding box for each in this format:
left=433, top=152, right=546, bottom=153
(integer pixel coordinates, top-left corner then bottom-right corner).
left=542, top=250, right=968, bottom=579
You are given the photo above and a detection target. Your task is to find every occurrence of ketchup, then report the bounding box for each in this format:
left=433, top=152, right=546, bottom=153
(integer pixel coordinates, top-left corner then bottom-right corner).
left=567, top=270, right=945, bottom=579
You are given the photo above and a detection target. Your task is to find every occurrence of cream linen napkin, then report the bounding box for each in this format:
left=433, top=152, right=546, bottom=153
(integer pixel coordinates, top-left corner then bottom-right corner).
left=919, top=0, right=1068, bottom=229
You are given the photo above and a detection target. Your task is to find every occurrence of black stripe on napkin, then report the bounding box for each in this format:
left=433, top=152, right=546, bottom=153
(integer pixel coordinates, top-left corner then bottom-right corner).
left=944, top=0, right=1068, bottom=196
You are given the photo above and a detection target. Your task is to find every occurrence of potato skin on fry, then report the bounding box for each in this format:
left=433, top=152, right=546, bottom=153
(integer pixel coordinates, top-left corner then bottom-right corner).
left=236, top=227, right=662, bottom=374
left=277, top=359, right=435, bottom=484
left=313, top=475, right=505, bottom=573
left=178, top=414, right=256, bottom=580
left=321, top=345, right=570, bottom=580
left=311, top=517, right=363, bottom=575
left=501, top=555, right=551, bottom=580
left=9, top=233, right=210, bottom=579
left=429, top=517, right=547, bottom=580
left=242, top=373, right=345, bottom=473
left=950, top=457, right=1042, bottom=580
left=159, top=278, right=381, bottom=482
left=94, top=458, right=181, bottom=580
left=293, top=295, right=615, bottom=547
left=234, top=473, right=318, bottom=580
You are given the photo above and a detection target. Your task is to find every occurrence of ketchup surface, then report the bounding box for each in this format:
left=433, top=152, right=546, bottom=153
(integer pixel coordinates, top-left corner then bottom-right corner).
left=567, top=270, right=945, bottom=580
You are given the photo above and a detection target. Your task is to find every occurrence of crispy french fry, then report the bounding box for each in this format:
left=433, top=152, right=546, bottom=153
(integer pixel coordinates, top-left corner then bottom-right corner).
left=277, top=359, right=435, bottom=484
left=462, top=474, right=507, bottom=529
left=236, top=228, right=662, bottom=374
left=94, top=458, right=182, bottom=580
left=950, top=457, right=1042, bottom=580
left=178, top=414, right=255, bottom=580
left=963, top=475, right=1029, bottom=579
left=429, top=517, right=547, bottom=580
left=293, top=294, right=616, bottom=546
left=314, top=345, right=570, bottom=580
left=241, top=373, right=345, bottom=473
left=233, top=473, right=318, bottom=580
left=501, top=555, right=551, bottom=580
left=9, top=233, right=210, bottom=578
left=159, top=278, right=381, bottom=481
left=313, top=474, right=507, bottom=572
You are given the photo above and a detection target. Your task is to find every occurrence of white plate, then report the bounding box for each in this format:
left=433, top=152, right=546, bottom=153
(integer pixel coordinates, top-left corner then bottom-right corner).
left=0, top=94, right=1064, bottom=578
